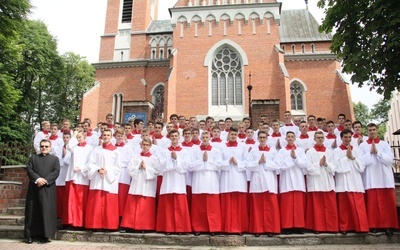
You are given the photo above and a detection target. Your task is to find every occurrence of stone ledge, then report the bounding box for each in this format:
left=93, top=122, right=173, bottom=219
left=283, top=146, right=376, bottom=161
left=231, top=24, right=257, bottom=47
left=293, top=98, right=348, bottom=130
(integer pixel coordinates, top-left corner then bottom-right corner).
left=1, top=227, right=399, bottom=246
left=0, top=181, right=23, bottom=185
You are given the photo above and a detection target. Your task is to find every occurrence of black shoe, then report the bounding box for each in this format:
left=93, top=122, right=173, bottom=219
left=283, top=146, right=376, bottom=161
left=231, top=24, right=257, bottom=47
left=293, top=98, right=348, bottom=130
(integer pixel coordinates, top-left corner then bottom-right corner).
left=119, top=229, right=126, bottom=233
left=254, top=234, right=260, bottom=237
left=267, top=233, right=273, bottom=237
left=210, top=232, right=215, bottom=236
left=314, top=231, right=320, bottom=234
left=386, top=229, right=393, bottom=236
left=340, top=231, right=348, bottom=235
left=39, top=237, right=50, bottom=244
left=194, top=232, right=200, bottom=236
left=371, top=228, right=378, bottom=233
left=24, top=237, right=33, bottom=244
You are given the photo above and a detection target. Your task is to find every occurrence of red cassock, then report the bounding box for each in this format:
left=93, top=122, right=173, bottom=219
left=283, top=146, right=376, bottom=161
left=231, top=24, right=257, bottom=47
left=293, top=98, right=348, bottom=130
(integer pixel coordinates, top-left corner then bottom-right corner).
left=305, top=191, right=338, bottom=232
left=156, top=194, right=192, bottom=233
left=365, top=188, right=399, bottom=229
left=62, top=181, right=89, bottom=227
left=118, top=183, right=130, bottom=216
left=121, top=195, right=156, bottom=230
left=220, top=192, right=249, bottom=233
left=279, top=191, right=306, bottom=229
left=56, top=186, right=65, bottom=218
left=85, top=190, right=119, bottom=229
left=191, top=194, right=221, bottom=232
left=249, top=192, right=280, bottom=234
left=337, top=192, right=369, bottom=232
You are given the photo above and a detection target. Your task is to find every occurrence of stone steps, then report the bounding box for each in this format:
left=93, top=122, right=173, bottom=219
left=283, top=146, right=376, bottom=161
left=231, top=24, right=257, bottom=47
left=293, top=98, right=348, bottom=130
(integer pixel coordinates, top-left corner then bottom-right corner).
left=0, top=224, right=398, bottom=246
left=6, top=207, right=24, bottom=216
left=0, top=215, right=24, bottom=226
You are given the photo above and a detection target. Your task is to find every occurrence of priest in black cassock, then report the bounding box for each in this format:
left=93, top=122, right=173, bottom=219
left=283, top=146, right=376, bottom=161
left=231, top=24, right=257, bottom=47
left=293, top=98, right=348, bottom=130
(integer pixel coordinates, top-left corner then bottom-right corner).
left=24, top=139, right=60, bottom=244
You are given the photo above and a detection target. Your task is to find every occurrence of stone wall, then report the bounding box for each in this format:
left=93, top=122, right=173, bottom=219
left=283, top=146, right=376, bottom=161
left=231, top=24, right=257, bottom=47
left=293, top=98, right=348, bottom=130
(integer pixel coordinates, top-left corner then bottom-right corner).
left=0, top=166, right=28, bottom=213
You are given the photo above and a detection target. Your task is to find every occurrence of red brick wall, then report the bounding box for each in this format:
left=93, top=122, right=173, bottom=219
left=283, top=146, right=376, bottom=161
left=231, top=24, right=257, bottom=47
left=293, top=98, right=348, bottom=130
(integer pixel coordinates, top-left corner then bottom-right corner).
left=0, top=166, right=28, bottom=213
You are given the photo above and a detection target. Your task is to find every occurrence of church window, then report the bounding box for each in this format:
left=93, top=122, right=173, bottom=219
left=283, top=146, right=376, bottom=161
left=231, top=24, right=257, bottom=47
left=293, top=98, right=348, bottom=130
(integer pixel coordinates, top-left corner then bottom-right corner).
left=301, top=44, right=305, bottom=53
left=311, top=43, right=315, bottom=53
left=290, top=82, right=304, bottom=110
left=282, top=44, right=286, bottom=52
left=291, top=44, right=295, bottom=53
left=151, top=49, right=156, bottom=59
left=211, top=48, right=243, bottom=106
left=122, top=0, right=133, bottom=23
left=159, top=49, right=164, bottom=59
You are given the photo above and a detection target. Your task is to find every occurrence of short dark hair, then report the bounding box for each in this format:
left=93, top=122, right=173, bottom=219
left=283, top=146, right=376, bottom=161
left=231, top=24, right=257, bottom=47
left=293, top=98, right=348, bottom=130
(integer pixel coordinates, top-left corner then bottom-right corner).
left=340, top=129, right=353, bottom=138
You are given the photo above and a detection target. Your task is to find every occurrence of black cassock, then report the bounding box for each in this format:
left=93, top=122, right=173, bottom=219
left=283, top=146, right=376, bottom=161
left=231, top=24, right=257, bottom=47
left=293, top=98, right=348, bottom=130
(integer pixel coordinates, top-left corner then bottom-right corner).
left=24, top=153, right=60, bottom=238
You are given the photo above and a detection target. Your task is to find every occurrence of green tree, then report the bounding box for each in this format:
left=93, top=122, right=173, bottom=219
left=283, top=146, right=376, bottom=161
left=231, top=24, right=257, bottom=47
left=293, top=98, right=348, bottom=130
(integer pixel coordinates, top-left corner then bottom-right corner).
left=370, top=99, right=390, bottom=126
left=14, top=20, right=60, bottom=131
left=0, top=0, right=31, bottom=121
left=318, top=0, right=400, bottom=99
left=46, top=52, right=95, bottom=125
left=353, top=101, right=371, bottom=126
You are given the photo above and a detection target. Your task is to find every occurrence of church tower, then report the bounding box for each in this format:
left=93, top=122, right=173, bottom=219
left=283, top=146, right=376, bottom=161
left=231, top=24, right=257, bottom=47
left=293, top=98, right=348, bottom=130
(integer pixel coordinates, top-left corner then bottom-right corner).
left=99, top=0, right=159, bottom=61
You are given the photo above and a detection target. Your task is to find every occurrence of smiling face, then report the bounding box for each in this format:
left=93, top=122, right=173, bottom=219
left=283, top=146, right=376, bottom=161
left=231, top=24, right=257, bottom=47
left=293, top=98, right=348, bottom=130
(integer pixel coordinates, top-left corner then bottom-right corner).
left=102, top=130, right=112, bottom=144
left=40, top=141, right=51, bottom=155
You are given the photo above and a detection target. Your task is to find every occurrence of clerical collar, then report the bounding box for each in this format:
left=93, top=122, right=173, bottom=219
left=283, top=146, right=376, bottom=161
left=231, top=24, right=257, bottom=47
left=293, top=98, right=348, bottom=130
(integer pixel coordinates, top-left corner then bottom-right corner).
left=116, top=142, right=125, bottom=147
left=182, top=141, right=194, bottom=147
left=107, top=124, right=114, bottom=129
left=326, top=134, right=336, bottom=139
left=285, top=123, right=294, bottom=126
left=200, top=144, right=212, bottom=151
left=49, top=135, right=58, bottom=140
left=337, top=125, right=344, bottom=131
left=127, top=133, right=134, bottom=139
left=238, top=133, right=246, bottom=139
left=86, top=129, right=93, bottom=137
left=285, top=144, right=297, bottom=150
left=140, top=151, right=152, bottom=157
left=226, top=141, right=238, bottom=147
left=339, top=144, right=353, bottom=150
left=245, top=139, right=256, bottom=144
left=259, top=145, right=270, bottom=151
left=42, top=130, right=49, bottom=135
left=299, top=134, right=309, bottom=139
left=366, top=138, right=380, bottom=144
left=78, top=142, right=87, bottom=147
left=102, top=143, right=116, bottom=151
left=353, top=133, right=361, bottom=139
left=308, top=126, right=318, bottom=131
left=154, top=134, right=163, bottom=139
left=191, top=139, right=201, bottom=145
left=271, top=132, right=282, bottom=137
left=211, top=138, right=222, bottom=142
left=314, top=144, right=326, bottom=152
left=168, top=145, right=182, bottom=151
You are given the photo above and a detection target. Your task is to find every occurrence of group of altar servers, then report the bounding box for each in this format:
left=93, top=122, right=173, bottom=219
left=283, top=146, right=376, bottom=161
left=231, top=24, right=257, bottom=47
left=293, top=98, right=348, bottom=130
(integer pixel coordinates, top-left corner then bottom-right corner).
left=34, top=114, right=398, bottom=236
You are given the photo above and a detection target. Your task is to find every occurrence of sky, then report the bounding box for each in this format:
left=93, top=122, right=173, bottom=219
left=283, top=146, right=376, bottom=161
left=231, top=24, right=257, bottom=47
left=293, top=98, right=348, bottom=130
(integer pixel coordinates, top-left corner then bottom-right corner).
left=29, top=0, right=382, bottom=108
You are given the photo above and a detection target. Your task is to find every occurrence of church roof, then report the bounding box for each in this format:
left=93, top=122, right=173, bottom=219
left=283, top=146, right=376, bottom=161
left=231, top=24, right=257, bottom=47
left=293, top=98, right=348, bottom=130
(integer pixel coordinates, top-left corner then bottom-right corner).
left=280, top=9, right=332, bottom=43
left=146, top=9, right=332, bottom=42
left=146, top=20, right=173, bottom=33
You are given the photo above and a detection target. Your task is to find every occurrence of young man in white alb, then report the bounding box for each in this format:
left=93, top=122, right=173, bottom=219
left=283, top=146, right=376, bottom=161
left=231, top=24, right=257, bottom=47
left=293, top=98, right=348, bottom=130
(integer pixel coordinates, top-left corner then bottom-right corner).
left=359, top=123, right=398, bottom=235
left=333, top=129, right=369, bottom=234
left=189, top=131, right=222, bottom=235
left=246, top=131, right=280, bottom=237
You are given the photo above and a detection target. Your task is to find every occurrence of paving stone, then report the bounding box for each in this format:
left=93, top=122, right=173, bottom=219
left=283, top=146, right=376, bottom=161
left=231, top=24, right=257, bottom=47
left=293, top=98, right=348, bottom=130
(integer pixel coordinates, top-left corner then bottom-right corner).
left=282, top=235, right=323, bottom=245
left=321, top=233, right=366, bottom=244
left=209, top=235, right=245, bottom=246
left=145, top=234, right=209, bottom=246
left=245, top=235, right=283, bottom=246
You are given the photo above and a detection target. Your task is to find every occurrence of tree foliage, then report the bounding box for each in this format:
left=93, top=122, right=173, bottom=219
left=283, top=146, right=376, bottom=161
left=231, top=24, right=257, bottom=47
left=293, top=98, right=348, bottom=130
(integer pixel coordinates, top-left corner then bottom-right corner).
left=0, top=0, right=30, bottom=121
left=353, top=99, right=389, bottom=139
left=0, top=2, right=96, bottom=145
left=318, top=0, right=400, bottom=99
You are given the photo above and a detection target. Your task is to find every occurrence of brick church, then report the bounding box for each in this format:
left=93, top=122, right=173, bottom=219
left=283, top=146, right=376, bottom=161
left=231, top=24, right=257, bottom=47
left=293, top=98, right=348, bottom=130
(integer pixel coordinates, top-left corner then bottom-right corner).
left=81, top=0, right=354, bottom=125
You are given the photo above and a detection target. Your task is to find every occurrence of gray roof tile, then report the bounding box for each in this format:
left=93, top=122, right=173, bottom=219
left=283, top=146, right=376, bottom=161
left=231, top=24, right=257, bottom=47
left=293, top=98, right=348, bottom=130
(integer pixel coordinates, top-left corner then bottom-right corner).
left=280, top=9, right=332, bottom=43
left=146, top=20, right=173, bottom=33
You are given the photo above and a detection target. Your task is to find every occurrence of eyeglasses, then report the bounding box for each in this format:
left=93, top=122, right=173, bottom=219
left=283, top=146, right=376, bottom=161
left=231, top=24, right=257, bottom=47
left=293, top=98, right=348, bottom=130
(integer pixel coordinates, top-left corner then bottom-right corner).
left=258, top=136, right=267, bottom=139
left=315, top=137, right=324, bottom=139
left=40, top=145, right=50, bottom=148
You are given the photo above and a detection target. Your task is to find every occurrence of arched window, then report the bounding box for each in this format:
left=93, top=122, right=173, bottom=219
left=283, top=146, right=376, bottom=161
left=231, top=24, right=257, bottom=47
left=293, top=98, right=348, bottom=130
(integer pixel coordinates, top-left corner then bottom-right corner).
left=211, top=47, right=243, bottom=106
left=151, top=84, right=165, bottom=120
left=290, top=82, right=304, bottom=110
